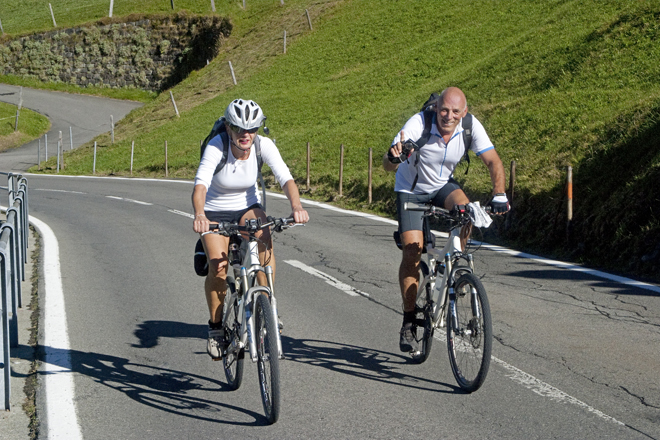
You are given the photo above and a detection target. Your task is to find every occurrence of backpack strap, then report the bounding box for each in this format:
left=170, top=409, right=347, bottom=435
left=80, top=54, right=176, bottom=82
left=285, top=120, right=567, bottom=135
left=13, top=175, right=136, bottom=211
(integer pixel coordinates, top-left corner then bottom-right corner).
left=461, top=113, right=472, bottom=176
left=212, top=133, right=267, bottom=210
left=409, top=110, right=435, bottom=191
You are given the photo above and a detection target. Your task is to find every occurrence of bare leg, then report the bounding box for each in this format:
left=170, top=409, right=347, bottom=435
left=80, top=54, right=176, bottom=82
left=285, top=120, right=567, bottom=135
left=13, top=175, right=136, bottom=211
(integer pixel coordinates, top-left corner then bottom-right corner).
left=201, top=232, right=230, bottom=324
left=399, top=230, right=424, bottom=313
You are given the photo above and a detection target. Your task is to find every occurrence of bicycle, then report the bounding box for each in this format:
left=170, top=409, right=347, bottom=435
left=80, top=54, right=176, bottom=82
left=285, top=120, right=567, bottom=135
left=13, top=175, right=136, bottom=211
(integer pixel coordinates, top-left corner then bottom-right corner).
left=203, top=216, right=300, bottom=424
left=404, top=202, right=493, bottom=393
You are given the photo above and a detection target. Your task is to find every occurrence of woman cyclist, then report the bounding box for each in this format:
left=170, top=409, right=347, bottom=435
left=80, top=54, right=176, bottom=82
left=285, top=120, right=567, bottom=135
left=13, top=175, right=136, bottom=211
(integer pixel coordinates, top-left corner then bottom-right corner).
left=192, top=99, right=309, bottom=360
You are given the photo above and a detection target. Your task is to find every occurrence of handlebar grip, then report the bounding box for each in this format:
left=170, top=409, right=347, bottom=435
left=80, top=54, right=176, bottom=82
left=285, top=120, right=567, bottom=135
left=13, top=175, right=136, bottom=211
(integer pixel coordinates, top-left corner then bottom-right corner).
left=404, top=202, right=429, bottom=211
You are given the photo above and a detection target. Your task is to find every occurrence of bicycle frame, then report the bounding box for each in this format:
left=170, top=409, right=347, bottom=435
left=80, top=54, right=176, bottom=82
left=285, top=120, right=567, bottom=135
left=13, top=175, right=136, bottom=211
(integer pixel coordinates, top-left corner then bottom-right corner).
left=416, top=218, right=475, bottom=330
left=223, top=221, right=283, bottom=362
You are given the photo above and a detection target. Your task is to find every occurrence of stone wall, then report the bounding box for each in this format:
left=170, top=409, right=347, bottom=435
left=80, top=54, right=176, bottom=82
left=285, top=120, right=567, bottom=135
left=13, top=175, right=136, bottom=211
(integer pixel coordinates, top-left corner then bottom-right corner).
left=0, top=13, right=231, bottom=91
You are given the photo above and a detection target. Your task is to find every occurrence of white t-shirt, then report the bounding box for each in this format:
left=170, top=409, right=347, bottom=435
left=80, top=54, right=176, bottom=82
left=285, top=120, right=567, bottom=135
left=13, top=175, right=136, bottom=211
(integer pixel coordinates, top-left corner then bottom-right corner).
left=194, top=135, right=294, bottom=211
left=392, top=112, right=495, bottom=194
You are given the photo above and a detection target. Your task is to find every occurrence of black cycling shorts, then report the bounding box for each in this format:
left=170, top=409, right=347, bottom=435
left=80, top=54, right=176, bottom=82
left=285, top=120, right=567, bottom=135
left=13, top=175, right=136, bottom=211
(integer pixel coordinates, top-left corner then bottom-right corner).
left=204, top=203, right=264, bottom=224
left=396, top=178, right=462, bottom=233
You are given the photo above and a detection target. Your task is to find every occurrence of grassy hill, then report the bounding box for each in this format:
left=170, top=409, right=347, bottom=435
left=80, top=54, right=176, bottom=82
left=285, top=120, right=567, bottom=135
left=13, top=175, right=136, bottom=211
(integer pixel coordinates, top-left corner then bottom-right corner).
left=0, top=101, right=50, bottom=152
left=2, top=0, right=659, bottom=281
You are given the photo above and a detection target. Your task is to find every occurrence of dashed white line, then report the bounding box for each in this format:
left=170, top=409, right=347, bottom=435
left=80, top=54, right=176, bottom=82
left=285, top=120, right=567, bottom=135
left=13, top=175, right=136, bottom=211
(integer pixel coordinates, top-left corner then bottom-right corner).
left=285, top=257, right=624, bottom=426
left=283, top=260, right=369, bottom=297
left=106, top=195, right=153, bottom=205
left=168, top=209, right=193, bottom=218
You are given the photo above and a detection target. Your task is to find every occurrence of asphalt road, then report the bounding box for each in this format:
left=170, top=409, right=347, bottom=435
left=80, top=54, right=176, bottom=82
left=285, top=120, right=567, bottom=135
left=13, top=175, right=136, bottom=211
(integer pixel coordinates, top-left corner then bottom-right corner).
left=1, top=86, right=659, bottom=439
left=0, top=84, right=142, bottom=172
left=21, top=175, right=660, bottom=439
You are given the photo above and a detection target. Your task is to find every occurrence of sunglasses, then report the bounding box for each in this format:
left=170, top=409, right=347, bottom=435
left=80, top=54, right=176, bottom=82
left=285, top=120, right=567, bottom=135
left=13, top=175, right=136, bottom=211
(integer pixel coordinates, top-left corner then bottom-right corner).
left=229, top=124, right=259, bottom=135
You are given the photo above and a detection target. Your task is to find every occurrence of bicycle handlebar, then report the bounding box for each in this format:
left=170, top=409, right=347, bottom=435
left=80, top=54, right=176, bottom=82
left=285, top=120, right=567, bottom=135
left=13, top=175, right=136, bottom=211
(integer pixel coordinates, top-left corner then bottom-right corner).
left=404, top=202, right=492, bottom=222
left=207, top=216, right=298, bottom=235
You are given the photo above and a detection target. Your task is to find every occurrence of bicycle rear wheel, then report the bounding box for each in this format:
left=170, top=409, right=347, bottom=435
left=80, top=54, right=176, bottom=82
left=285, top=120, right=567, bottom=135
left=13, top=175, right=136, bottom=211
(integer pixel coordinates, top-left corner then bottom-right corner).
left=411, top=260, right=434, bottom=364
left=222, top=282, right=244, bottom=391
left=446, top=272, right=492, bottom=392
left=255, top=293, right=281, bottom=424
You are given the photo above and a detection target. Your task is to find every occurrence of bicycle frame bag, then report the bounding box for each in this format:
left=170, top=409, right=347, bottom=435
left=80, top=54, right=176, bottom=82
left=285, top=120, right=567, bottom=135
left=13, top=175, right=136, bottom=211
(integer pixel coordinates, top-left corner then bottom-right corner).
left=194, top=238, right=208, bottom=277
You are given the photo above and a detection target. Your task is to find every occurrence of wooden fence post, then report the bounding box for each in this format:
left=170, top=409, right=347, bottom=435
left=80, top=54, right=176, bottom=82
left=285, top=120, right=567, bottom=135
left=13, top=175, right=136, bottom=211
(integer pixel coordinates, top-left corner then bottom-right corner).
left=211, top=0, right=215, bottom=12
left=283, top=30, right=286, bottom=54
left=306, top=142, right=310, bottom=190
left=56, top=140, right=61, bottom=172
left=567, top=165, right=573, bottom=241
left=505, top=160, right=516, bottom=230
left=69, top=126, right=73, bottom=150
left=165, top=141, right=169, bottom=177
left=93, top=142, right=97, bottom=174
left=0, top=18, right=4, bottom=35
left=111, top=115, right=114, bottom=144
left=170, top=91, right=180, bottom=117
left=338, top=144, right=344, bottom=197
left=130, top=141, right=135, bottom=175
left=109, top=0, right=114, bottom=17
left=305, top=9, right=313, bottom=30
left=14, top=87, right=22, bottom=132
left=38, top=139, right=41, bottom=170
left=368, top=148, right=373, bottom=204
left=45, top=134, right=48, bottom=161
left=228, top=61, right=237, bottom=85
left=59, top=131, right=64, bottom=170
left=49, top=3, right=57, bottom=27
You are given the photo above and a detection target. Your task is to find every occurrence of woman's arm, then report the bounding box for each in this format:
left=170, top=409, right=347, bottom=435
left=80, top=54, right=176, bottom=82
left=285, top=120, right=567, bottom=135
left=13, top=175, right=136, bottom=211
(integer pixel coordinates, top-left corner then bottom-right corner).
left=192, top=184, right=210, bottom=233
left=282, top=179, right=309, bottom=224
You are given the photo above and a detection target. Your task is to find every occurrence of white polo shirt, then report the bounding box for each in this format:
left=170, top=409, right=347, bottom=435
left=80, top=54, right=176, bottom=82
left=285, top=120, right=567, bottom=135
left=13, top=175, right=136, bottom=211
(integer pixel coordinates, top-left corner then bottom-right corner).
left=392, top=112, right=495, bottom=194
left=194, top=135, right=293, bottom=211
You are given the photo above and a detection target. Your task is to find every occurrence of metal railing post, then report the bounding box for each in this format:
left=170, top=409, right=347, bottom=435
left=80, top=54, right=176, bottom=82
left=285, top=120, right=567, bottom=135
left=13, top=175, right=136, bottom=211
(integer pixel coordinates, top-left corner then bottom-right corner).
left=0, top=229, right=12, bottom=410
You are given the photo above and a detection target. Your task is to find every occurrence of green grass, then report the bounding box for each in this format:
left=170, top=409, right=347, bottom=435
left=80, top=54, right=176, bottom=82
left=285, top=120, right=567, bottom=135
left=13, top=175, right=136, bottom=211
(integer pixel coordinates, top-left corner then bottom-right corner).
left=5, top=0, right=660, bottom=281
left=0, top=101, right=50, bottom=152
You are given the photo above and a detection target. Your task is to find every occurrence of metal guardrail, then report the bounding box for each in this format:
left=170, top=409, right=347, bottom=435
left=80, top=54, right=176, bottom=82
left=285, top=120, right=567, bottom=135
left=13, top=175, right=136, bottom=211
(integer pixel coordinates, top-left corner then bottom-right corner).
left=0, top=172, right=29, bottom=411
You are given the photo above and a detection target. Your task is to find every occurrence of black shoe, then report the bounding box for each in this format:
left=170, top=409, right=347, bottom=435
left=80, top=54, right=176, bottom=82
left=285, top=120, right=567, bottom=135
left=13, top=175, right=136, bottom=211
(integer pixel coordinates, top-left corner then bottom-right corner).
left=399, top=322, right=418, bottom=352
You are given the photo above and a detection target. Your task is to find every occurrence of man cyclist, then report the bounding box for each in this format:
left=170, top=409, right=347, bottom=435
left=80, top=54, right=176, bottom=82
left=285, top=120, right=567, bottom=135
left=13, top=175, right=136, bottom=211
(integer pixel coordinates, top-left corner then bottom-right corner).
left=382, top=87, right=509, bottom=353
left=192, top=99, right=309, bottom=360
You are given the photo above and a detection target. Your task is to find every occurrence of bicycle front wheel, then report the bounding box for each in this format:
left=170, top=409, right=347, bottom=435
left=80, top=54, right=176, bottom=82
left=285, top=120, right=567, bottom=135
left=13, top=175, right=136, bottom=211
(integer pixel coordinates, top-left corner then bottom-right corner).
left=446, top=273, right=492, bottom=392
left=255, top=293, right=281, bottom=424
left=222, top=283, right=244, bottom=390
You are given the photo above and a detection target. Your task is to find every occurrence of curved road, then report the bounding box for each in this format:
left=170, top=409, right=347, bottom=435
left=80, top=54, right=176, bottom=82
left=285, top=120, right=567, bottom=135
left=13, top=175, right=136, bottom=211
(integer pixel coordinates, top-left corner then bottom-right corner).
left=0, top=84, right=142, bottom=172
left=1, top=87, right=659, bottom=439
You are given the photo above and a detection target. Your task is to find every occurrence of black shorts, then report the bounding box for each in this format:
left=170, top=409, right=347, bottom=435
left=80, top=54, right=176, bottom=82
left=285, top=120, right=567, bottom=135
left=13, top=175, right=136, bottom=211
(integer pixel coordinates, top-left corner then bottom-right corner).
left=396, top=178, right=462, bottom=233
left=204, top=203, right=264, bottom=223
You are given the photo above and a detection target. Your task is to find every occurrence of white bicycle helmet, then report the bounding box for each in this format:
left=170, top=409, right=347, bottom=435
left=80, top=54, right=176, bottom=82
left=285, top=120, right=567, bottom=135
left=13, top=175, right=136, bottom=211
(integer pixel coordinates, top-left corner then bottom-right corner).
left=224, top=99, right=266, bottom=130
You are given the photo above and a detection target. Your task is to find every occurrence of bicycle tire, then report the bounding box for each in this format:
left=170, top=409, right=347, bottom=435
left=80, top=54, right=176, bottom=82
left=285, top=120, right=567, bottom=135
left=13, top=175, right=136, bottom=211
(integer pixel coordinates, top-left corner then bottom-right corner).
left=255, top=293, right=281, bottom=423
left=222, top=282, right=244, bottom=391
left=446, top=272, right=492, bottom=392
left=411, top=260, right=434, bottom=364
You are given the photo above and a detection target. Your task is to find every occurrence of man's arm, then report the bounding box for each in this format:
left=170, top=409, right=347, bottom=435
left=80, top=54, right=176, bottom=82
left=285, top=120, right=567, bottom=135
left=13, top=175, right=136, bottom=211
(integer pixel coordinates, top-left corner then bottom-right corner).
left=383, top=130, right=406, bottom=172
left=479, top=149, right=506, bottom=195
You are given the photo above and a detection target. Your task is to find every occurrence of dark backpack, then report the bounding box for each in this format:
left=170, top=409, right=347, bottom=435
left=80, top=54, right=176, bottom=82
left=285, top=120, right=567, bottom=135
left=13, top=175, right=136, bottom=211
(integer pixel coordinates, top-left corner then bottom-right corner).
left=408, top=93, right=473, bottom=191
left=200, top=117, right=267, bottom=211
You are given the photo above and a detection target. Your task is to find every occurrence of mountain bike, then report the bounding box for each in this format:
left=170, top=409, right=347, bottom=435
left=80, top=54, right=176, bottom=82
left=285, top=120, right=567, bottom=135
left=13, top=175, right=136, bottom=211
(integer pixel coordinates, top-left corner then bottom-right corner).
left=404, top=202, right=493, bottom=393
left=204, top=216, right=299, bottom=424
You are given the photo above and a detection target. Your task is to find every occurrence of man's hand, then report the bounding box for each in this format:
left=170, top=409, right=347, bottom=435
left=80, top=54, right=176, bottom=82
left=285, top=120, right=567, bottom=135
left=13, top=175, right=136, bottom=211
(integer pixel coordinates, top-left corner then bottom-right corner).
left=487, top=193, right=510, bottom=214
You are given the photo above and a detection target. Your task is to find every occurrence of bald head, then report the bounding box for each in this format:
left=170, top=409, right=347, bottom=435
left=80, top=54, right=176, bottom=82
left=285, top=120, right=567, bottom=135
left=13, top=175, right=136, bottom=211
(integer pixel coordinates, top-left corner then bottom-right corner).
left=438, top=87, right=467, bottom=111
left=435, top=87, right=468, bottom=136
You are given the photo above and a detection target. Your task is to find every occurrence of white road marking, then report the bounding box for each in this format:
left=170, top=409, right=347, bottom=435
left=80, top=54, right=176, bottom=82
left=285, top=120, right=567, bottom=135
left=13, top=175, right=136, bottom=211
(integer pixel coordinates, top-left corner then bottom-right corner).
left=168, top=209, right=193, bottom=218
left=28, top=215, right=83, bottom=440
left=431, top=329, right=624, bottom=425
left=22, top=175, right=653, bottom=429
left=33, top=188, right=87, bottom=194
left=283, top=260, right=370, bottom=297
left=106, top=195, right=152, bottom=205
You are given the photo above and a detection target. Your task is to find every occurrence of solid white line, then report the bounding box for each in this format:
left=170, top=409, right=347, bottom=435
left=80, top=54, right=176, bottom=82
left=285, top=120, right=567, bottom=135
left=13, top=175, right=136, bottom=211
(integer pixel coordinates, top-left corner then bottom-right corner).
left=283, top=260, right=370, bottom=297
left=28, top=215, right=83, bottom=440
left=33, top=189, right=87, bottom=195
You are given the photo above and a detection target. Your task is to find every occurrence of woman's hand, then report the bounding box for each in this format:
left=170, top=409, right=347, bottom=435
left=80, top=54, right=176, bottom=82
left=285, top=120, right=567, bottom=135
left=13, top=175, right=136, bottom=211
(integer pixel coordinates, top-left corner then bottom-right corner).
left=193, top=213, right=210, bottom=233
left=291, top=205, right=309, bottom=224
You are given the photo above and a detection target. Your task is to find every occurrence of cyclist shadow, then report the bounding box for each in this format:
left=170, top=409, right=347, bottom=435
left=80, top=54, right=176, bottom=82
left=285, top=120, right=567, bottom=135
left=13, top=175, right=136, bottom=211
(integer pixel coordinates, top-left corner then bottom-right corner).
left=280, top=336, right=463, bottom=394
left=19, top=345, right=272, bottom=426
